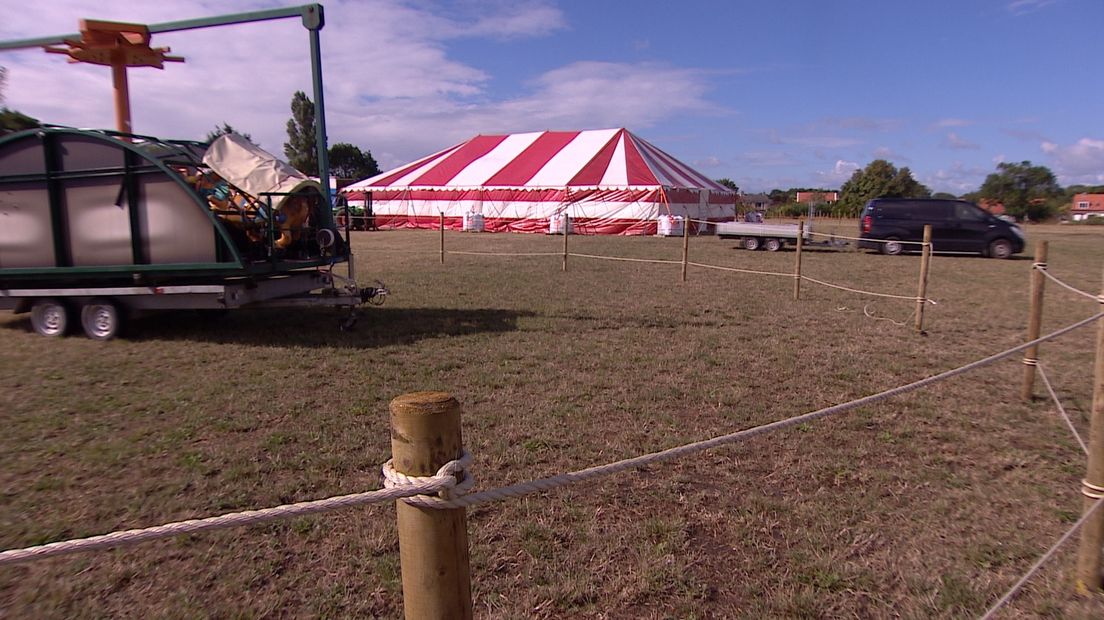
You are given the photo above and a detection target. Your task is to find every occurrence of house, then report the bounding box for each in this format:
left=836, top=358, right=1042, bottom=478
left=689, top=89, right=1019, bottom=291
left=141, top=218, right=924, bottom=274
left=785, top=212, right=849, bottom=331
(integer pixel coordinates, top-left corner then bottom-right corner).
left=978, top=199, right=1006, bottom=216
left=739, top=193, right=771, bottom=211
left=1071, top=193, right=1104, bottom=221
left=795, top=191, right=839, bottom=204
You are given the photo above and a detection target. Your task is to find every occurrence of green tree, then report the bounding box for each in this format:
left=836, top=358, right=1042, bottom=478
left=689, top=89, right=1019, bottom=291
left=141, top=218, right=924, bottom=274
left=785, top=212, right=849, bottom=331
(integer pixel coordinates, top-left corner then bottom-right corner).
left=0, top=66, right=40, bottom=136
left=205, top=122, right=253, bottom=144
left=283, top=91, right=317, bottom=176
left=329, top=142, right=380, bottom=180
left=838, top=159, right=930, bottom=216
left=932, top=192, right=957, bottom=200
left=978, top=161, right=1061, bottom=221
left=715, top=178, right=739, bottom=192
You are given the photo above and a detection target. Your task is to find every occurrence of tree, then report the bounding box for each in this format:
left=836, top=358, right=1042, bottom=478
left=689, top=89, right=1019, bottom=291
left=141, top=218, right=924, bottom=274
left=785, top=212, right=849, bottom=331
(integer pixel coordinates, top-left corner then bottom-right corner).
left=932, top=192, right=957, bottom=200
left=283, top=91, right=317, bottom=176
left=329, top=142, right=380, bottom=180
left=205, top=122, right=253, bottom=144
left=0, top=66, right=40, bottom=136
left=715, top=178, right=739, bottom=193
left=978, top=161, right=1061, bottom=221
left=838, top=159, right=930, bottom=216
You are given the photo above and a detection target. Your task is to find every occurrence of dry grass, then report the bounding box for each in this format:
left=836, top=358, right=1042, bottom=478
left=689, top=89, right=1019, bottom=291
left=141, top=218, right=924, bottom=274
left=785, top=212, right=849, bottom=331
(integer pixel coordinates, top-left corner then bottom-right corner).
left=1, top=222, right=1104, bottom=618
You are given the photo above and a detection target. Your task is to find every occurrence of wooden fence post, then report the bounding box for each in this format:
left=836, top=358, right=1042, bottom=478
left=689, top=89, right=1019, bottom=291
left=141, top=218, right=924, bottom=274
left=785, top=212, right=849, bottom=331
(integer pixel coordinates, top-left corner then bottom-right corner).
left=793, top=220, right=804, bottom=300
left=439, top=213, right=445, bottom=264
left=914, top=225, right=933, bottom=333
left=681, top=217, right=690, bottom=282
left=1076, top=268, right=1104, bottom=593
left=562, top=213, right=569, bottom=272
left=390, top=392, right=473, bottom=619
left=1021, top=241, right=1049, bottom=401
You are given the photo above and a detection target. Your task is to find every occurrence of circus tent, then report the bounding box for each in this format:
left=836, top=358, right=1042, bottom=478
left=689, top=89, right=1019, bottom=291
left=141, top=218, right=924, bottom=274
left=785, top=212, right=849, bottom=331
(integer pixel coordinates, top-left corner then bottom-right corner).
left=342, top=128, right=736, bottom=235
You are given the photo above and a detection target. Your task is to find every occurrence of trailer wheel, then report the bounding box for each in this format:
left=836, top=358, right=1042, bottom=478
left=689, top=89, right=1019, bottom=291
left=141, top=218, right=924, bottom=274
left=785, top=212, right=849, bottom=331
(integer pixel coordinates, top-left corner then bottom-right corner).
left=80, top=298, right=122, bottom=341
left=764, top=238, right=783, bottom=252
left=742, top=237, right=761, bottom=251
left=30, top=298, right=70, bottom=337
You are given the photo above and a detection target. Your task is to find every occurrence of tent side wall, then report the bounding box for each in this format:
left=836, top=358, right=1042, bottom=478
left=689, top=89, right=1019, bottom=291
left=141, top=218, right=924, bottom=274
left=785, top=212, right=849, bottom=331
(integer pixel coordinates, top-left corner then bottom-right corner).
left=349, top=187, right=736, bottom=235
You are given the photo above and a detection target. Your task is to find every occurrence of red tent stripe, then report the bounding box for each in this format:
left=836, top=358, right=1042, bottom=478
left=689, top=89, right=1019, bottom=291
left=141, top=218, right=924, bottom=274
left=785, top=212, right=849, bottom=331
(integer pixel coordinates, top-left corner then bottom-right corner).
left=485, top=131, right=580, bottom=186
left=411, top=134, right=509, bottom=185
left=362, top=144, right=462, bottom=187
left=620, top=133, right=658, bottom=186
left=646, top=140, right=724, bottom=190
left=567, top=129, right=624, bottom=186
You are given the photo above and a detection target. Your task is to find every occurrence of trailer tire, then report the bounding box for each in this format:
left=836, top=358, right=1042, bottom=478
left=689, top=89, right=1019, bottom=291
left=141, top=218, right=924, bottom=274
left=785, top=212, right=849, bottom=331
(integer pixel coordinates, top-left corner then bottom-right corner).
left=742, top=237, right=761, bottom=251
left=30, top=298, right=70, bottom=337
left=80, top=298, right=122, bottom=341
left=764, top=238, right=782, bottom=252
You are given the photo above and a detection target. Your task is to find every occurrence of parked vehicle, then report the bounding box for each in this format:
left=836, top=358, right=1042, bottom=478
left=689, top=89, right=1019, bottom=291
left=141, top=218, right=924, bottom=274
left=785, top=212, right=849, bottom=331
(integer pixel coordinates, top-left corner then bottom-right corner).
left=0, top=128, right=385, bottom=340
left=858, top=198, right=1025, bottom=258
left=716, top=205, right=847, bottom=251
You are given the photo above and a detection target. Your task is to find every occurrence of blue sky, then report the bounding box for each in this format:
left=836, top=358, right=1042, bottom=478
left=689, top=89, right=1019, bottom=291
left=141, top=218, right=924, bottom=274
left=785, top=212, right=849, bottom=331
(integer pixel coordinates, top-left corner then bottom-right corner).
left=1, top=0, right=1101, bottom=193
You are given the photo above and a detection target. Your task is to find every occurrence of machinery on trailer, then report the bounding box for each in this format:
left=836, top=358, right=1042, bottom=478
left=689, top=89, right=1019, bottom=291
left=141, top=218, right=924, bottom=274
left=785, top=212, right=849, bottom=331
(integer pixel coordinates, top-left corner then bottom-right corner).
left=0, top=127, right=384, bottom=339
left=0, top=4, right=387, bottom=340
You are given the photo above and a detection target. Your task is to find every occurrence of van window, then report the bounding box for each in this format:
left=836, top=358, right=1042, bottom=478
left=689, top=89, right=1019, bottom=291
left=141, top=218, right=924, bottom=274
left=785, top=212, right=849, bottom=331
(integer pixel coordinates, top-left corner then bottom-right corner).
left=877, top=203, right=915, bottom=220
left=954, top=203, right=987, bottom=222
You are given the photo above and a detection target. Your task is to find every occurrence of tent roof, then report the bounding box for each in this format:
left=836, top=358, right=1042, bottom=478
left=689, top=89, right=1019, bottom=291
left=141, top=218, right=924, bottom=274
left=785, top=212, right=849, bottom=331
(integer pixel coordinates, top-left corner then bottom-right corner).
left=344, top=128, right=733, bottom=193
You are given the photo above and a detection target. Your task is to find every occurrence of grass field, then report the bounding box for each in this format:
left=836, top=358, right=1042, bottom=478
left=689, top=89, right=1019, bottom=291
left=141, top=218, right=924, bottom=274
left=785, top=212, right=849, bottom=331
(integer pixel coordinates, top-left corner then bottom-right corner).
left=2, top=222, right=1104, bottom=618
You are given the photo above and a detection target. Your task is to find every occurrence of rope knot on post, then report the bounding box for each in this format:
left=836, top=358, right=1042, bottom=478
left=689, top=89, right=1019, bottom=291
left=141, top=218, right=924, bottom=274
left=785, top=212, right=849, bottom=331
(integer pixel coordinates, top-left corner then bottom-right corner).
left=1022, top=357, right=1038, bottom=367
left=382, top=450, right=475, bottom=503
left=1033, top=262, right=1048, bottom=270
left=1083, top=479, right=1104, bottom=500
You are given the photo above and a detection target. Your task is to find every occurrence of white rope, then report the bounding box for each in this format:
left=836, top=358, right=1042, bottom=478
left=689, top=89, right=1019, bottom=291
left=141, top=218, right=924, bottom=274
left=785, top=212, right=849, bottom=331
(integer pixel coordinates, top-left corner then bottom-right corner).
left=978, top=497, right=1104, bottom=620
left=1036, top=363, right=1088, bottom=455
left=399, top=311, right=1104, bottom=509
left=801, top=275, right=923, bottom=302
left=805, top=230, right=929, bottom=246
left=382, top=450, right=475, bottom=501
left=687, top=261, right=792, bottom=278
left=1035, top=265, right=1102, bottom=303
left=569, top=252, right=681, bottom=265
left=863, top=304, right=909, bottom=327
left=0, top=457, right=471, bottom=566
left=446, top=250, right=562, bottom=257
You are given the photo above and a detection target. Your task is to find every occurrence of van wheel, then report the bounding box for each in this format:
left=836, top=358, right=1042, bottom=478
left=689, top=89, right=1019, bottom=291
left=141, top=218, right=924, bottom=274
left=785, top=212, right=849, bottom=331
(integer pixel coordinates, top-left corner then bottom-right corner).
left=742, top=237, right=761, bottom=251
left=764, top=238, right=782, bottom=252
left=30, top=298, right=70, bottom=337
left=80, top=298, right=122, bottom=341
left=881, top=238, right=904, bottom=255
left=987, top=238, right=1013, bottom=259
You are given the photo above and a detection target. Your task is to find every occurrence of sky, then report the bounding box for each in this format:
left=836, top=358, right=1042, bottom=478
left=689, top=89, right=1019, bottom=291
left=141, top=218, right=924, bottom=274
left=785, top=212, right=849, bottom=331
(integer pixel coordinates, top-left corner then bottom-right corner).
left=1, top=0, right=1101, bottom=194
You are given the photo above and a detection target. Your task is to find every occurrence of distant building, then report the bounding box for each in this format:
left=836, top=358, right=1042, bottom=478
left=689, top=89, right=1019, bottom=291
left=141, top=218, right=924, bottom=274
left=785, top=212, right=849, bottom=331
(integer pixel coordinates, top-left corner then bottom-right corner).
left=977, top=199, right=1006, bottom=216
left=795, top=191, right=839, bottom=204
left=739, top=193, right=771, bottom=211
left=1071, top=193, right=1104, bottom=221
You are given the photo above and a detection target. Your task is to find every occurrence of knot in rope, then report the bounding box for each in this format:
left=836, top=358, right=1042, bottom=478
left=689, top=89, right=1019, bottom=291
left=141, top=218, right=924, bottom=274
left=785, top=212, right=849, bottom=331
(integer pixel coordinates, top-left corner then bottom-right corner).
left=1098, top=294, right=1104, bottom=305
left=381, top=450, right=475, bottom=503
left=1082, top=479, right=1104, bottom=500
left=1022, top=357, right=1038, bottom=367
left=1033, top=262, right=1048, bottom=270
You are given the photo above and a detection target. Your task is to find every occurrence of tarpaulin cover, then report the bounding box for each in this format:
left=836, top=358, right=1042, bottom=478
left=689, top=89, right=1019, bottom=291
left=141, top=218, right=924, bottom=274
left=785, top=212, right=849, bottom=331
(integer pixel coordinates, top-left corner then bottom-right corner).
left=203, top=133, right=321, bottom=211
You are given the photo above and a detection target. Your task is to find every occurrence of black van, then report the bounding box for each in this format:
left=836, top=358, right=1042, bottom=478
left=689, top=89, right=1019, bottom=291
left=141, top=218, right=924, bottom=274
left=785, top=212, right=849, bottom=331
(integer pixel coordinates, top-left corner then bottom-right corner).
left=858, top=198, right=1025, bottom=258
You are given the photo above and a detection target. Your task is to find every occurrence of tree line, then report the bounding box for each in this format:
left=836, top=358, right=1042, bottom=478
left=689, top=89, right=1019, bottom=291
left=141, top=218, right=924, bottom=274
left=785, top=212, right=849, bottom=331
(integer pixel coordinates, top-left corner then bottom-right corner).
left=737, top=159, right=1100, bottom=221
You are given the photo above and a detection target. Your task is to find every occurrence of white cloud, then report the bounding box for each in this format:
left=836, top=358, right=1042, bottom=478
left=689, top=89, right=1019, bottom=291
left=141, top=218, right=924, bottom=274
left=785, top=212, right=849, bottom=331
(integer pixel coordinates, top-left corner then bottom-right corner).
left=9, top=0, right=732, bottom=172
left=941, top=132, right=980, bottom=150
left=814, top=159, right=860, bottom=185
left=922, top=162, right=988, bottom=195
left=1008, top=0, right=1058, bottom=16
left=931, top=118, right=972, bottom=129
left=1041, top=138, right=1104, bottom=185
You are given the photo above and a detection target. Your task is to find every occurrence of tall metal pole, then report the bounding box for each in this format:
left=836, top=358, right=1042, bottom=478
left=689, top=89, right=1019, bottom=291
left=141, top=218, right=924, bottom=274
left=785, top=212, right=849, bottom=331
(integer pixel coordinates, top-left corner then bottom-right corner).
left=1021, top=241, right=1048, bottom=401
left=1076, top=267, right=1104, bottom=592
left=305, top=6, right=331, bottom=210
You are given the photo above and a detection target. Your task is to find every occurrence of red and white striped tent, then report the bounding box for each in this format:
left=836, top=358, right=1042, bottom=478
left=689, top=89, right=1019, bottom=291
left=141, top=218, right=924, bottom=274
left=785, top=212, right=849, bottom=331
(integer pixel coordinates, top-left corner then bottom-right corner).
left=342, top=128, right=736, bottom=235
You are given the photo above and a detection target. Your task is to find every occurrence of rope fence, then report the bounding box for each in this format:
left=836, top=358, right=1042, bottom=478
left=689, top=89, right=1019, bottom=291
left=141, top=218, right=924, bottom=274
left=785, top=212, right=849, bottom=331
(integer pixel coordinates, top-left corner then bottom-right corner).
left=4, top=311, right=1100, bottom=567
left=1036, top=263, right=1104, bottom=303
left=1037, top=362, right=1089, bottom=455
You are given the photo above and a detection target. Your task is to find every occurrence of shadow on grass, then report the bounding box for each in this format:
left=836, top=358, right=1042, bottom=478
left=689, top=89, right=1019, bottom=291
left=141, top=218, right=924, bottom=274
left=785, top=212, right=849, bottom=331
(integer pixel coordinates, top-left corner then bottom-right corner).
left=5, top=306, right=534, bottom=348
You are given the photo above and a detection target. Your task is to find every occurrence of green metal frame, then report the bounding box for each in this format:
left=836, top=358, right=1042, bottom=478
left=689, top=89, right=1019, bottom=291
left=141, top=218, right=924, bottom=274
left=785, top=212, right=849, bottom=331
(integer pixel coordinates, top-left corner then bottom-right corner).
left=0, top=4, right=334, bottom=225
